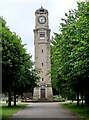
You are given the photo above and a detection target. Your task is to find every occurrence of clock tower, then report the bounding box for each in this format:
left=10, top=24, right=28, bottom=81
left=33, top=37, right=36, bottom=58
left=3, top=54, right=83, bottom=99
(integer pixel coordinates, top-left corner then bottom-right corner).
left=33, top=6, right=53, bottom=101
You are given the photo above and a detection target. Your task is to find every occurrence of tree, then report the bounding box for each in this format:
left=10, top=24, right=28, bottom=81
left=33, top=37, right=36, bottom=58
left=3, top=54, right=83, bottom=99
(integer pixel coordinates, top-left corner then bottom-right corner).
left=51, top=1, right=89, bottom=106
left=1, top=17, right=38, bottom=107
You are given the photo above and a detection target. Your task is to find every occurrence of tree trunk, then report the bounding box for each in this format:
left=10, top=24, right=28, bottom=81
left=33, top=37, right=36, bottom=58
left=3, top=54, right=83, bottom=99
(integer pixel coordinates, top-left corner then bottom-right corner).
left=8, top=91, right=11, bottom=107
left=85, top=94, right=89, bottom=106
left=81, top=92, right=83, bottom=108
left=14, top=92, right=16, bottom=106
left=77, top=91, right=79, bottom=107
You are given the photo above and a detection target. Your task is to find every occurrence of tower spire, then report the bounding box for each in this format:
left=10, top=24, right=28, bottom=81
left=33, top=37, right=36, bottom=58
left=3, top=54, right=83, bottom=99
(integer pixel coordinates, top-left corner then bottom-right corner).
left=41, top=6, right=43, bottom=8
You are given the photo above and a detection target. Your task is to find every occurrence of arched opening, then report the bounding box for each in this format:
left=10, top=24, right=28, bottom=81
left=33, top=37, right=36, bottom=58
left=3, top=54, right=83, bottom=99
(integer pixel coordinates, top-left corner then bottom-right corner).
left=41, top=85, right=45, bottom=98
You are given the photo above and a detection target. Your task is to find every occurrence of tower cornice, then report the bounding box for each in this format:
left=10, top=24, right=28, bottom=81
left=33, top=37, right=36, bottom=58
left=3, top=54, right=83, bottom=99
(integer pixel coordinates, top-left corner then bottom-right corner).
left=35, top=6, right=48, bottom=14
left=33, top=28, right=51, bottom=32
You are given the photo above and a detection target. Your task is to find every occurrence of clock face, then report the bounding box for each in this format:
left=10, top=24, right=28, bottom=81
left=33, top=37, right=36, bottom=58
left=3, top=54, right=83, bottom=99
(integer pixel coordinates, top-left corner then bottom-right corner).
left=38, top=16, right=46, bottom=24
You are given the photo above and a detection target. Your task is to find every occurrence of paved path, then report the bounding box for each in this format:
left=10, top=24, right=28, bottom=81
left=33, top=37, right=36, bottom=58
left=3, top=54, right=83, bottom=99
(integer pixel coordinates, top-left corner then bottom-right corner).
left=9, top=102, right=82, bottom=119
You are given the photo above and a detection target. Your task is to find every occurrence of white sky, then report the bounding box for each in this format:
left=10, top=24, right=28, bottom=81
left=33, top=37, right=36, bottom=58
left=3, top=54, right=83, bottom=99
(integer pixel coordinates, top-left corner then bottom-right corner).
left=0, top=0, right=84, bottom=61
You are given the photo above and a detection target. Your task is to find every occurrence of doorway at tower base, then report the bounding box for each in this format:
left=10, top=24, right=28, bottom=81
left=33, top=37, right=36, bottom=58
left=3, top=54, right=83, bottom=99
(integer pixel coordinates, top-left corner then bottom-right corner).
left=33, top=85, right=53, bottom=102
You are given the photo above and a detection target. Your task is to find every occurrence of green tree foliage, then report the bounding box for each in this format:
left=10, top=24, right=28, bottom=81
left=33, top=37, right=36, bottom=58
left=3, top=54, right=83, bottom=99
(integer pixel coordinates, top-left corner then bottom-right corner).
left=51, top=1, right=89, bottom=105
left=1, top=17, right=38, bottom=107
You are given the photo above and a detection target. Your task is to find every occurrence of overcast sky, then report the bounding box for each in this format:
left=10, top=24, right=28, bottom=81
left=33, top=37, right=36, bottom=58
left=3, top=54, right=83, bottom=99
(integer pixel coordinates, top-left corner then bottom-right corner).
left=0, top=0, right=84, bottom=61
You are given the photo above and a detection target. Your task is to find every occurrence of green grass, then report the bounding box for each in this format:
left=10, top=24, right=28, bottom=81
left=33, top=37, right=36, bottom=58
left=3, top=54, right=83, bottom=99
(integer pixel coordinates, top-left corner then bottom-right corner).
left=0, top=103, right=28, bottom=120
left=61, top=103, right=89, bottom=120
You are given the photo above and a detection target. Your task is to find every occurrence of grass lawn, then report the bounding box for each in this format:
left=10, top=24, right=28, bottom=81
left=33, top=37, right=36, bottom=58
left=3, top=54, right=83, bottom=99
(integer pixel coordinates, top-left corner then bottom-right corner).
left=0, top=103, right=28, bottom=120
left=61, top=102, right=89, bottom=120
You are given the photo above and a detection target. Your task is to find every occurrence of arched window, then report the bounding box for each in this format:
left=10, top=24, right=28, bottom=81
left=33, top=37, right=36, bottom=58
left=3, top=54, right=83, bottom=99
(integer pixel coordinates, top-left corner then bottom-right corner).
left=42, top=49, right=43, bottom=53
left=42, top=78, right=44, bottom=81
left=42, top=63, right=43, bottom=66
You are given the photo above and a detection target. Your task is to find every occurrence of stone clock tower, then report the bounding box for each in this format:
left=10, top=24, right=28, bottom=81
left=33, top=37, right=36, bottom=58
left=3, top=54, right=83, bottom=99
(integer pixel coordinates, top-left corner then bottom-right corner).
left=33, top=6, right=53, bottom=101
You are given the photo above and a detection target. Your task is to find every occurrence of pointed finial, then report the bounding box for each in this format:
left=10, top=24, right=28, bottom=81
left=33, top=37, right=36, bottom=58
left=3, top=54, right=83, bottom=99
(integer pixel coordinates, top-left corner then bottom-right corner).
left=41, top=6, right=43, bottom=9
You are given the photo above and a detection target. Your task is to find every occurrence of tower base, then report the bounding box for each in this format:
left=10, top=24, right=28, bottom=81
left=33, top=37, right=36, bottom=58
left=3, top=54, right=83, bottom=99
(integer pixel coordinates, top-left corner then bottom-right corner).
left=33, top=84, right=53, bottom=102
